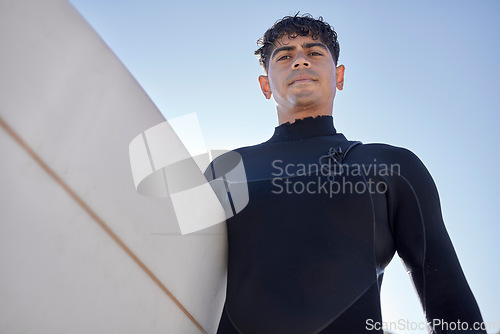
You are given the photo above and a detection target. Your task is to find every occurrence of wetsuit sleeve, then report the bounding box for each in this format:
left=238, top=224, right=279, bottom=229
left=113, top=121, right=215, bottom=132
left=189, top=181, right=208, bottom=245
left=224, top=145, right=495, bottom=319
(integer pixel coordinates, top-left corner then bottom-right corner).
left=386, top=147, right=485, bottom=333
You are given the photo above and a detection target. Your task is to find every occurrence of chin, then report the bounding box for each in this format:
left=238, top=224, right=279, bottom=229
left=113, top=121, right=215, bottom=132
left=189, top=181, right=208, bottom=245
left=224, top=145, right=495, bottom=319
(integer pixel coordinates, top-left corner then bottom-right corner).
left=293, top=95, right=320, bottom=107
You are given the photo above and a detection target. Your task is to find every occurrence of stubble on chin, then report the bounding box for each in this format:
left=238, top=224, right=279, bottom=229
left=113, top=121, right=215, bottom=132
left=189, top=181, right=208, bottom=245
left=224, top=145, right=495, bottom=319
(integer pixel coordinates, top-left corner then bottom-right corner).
left=289, top=90, right=319, bottom=108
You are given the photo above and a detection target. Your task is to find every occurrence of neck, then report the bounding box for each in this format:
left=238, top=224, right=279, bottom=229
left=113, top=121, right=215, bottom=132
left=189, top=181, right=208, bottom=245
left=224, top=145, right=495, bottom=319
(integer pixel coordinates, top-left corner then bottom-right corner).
left=276, top=101, right=334, bottom=125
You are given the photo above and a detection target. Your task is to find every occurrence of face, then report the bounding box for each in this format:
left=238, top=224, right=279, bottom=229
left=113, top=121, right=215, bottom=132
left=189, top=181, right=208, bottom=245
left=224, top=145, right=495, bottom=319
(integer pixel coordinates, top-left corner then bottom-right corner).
left=259, top=34, right=344, bottom=114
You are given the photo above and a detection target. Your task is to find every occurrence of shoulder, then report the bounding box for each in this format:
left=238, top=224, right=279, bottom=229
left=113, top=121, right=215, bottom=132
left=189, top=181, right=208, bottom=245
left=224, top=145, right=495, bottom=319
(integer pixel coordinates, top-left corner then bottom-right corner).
left=351, top=143, right=421, bottom=164
left=353, top=143, right=441, bottom=201
left=209, top=139, right=275, bottom=168
left=204, top=141, right=271, bottom=180
left=348, top=142, right=436, bottom=184
left=348, top=143, right=428, bottom=174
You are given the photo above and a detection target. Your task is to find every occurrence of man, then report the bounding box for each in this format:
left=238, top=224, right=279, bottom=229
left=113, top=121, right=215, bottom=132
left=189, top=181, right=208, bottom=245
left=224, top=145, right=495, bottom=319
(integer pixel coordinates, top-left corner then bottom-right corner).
left=205, top=14, right=485, bottom=333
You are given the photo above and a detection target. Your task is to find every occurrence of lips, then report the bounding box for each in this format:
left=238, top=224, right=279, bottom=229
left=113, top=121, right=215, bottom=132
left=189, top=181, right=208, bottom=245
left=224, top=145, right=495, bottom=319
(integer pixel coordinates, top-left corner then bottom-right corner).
left=289, top=75, right=317, bottom=85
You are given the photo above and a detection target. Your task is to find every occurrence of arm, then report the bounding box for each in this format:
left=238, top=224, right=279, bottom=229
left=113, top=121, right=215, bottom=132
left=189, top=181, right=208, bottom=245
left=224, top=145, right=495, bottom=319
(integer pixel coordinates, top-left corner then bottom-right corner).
left=387, top=147, right=485, bottom=333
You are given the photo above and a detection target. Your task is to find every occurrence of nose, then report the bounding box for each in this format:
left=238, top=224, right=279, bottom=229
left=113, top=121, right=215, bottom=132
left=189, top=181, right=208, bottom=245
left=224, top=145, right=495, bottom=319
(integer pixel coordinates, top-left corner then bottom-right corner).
left=292, top=54, right=310, bottom=69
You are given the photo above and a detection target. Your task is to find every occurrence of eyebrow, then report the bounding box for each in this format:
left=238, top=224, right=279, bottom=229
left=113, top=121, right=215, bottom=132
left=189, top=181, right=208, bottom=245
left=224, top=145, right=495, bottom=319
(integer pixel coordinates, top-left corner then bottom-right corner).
left=271, top=42, right=329, bottom=60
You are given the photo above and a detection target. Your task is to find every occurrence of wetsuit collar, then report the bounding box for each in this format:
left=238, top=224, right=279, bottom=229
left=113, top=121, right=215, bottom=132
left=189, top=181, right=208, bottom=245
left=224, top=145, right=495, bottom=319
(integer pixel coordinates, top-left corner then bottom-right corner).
left=267, top=115, right=337, bottom=143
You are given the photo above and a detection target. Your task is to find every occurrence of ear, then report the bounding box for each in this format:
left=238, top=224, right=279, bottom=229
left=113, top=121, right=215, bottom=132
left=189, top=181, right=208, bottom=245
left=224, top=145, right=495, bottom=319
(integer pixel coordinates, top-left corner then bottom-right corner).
left=336, top=65, right=345, bottom=91
left=258, top=75, right=272, bottom=100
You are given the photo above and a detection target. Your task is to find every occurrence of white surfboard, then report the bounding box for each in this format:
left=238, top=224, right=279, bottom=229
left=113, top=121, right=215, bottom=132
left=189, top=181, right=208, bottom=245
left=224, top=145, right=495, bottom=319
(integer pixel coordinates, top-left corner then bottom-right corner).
left=0, top=0, right=226, bottom=333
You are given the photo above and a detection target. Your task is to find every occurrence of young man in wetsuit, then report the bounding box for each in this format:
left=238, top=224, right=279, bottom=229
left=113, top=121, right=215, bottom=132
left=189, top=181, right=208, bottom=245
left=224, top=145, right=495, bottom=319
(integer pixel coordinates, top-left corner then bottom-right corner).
left=206, top=14, right=485, bottom=333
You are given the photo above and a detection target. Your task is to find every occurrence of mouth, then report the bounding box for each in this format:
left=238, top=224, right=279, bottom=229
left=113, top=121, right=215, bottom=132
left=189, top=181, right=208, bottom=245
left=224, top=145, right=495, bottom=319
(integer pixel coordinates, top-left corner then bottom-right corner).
left=289, top=76, right=317, bottom=85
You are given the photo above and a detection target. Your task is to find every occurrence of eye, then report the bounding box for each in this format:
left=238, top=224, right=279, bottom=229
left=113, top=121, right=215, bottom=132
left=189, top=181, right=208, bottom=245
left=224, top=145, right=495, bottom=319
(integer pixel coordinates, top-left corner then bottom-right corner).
left=277, top=55, right=291, bottom=62
left=309, top=51, right=323, bottom=56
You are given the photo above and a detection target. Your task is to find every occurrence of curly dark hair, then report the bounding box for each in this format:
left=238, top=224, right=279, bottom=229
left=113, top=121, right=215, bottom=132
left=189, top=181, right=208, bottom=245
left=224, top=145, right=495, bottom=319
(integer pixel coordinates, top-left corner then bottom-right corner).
left=254, top=13, right=340, bottom=72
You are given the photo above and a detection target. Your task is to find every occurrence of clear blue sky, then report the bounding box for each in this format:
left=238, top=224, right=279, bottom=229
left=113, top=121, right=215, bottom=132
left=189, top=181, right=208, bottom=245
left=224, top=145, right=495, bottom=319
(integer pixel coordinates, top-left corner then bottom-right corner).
left=69, top=1, right=499, bottom=332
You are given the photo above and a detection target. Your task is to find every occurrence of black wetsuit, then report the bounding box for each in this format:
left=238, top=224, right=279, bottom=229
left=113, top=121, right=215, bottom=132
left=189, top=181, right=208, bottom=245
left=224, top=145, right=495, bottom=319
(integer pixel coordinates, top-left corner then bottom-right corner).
left=206, top=116, right=484, bottom=334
